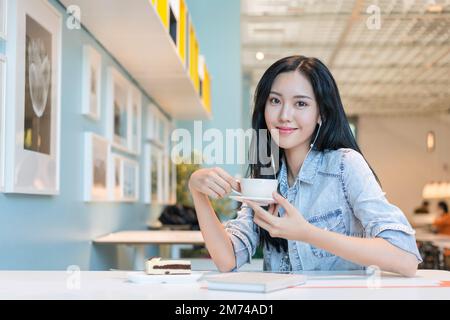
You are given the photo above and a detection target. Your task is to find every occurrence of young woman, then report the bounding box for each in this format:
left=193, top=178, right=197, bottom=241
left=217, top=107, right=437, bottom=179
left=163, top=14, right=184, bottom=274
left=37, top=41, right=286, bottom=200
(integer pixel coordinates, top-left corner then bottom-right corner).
left=188, top=56, right=422, bottom=277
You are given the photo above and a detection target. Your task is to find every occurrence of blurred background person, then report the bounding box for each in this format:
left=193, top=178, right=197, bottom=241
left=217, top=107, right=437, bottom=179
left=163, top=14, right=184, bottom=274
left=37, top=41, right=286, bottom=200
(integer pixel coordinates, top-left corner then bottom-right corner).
left=433, top=201, right=450, bottom=235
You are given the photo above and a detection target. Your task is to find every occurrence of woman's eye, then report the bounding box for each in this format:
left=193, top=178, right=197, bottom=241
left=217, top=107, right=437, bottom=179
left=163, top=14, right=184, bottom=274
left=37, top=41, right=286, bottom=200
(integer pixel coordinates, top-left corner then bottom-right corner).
left=269, top=97, right=280, bottom=105
left=296, top=101, right=308, bottom=107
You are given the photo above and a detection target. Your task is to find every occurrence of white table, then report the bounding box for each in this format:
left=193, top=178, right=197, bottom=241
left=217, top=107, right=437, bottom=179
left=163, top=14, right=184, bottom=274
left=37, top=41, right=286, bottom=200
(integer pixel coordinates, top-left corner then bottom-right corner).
left=94, top=230, right=204, bottom=268
left=1, top=269, right=449, bottom=300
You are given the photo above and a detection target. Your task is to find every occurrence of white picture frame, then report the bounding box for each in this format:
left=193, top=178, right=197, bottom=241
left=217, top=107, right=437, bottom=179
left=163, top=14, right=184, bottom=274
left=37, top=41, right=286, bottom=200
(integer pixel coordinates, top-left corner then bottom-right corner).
left=110, top=153, right=122, bottom=201
left=0, top=0, right=7, bottom=40
left=168, top=121, right=177, bottom=204
left=4, top=0, right=61, bottom=194
left=144, top=143, right=163, bottom=204
left=109, top=154, right=139, bottom=202
left=84, top=132, right=110, bottom=202
left=121, top=158, right=139, bottom=202
left=128, top=85, right=141, bottom=155
left=82, top=45, right=102, bottom=121
left=107, top=67, right=131, bottom=152
left=0, top=55, right=5, bottom=191
left=146, top=103, right=166, bottom=149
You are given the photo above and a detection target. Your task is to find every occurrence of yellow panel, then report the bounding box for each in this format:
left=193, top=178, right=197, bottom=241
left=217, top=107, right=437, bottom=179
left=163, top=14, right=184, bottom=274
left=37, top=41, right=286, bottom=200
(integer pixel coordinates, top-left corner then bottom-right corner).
left=157, top=0, right=169, bottom=28
left=189, top=25, right=195, bottom=82
left=204, top=67, right=211, bottom=113
left=151, top=0, right=156, bottom=5
left=193, top=38, right=199, bottom=92
left=178, top=0, right=186, bottom=64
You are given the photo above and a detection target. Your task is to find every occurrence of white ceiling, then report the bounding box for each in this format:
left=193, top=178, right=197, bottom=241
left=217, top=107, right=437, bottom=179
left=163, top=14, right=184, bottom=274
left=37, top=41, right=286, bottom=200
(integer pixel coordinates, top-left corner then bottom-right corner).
left=241, top=0, right=450, bottom=116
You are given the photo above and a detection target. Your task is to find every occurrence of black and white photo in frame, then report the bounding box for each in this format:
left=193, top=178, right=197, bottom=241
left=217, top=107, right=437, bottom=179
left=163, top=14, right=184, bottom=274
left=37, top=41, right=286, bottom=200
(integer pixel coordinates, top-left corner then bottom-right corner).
left=82, top=45, right=102, bottom=120
left=129, top=85, right=141, bottom=155
left=0, top=0, right=7, bottom=40
left=4, top=0, right=61, bottom=194
left=144, top=143, right=163, bottom=204
left=121, top=158, right=139, bottom=202
left=84, top=132, right=110, bottom=202
left=107, top=67, right=130, bottom=151
left=0, top=55, right=5, bottom=191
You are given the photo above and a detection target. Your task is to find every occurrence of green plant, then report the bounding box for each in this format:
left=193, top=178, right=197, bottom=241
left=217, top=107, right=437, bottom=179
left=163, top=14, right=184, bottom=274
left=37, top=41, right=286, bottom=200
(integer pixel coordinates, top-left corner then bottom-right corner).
left=175, top=152, right=236, bottom=219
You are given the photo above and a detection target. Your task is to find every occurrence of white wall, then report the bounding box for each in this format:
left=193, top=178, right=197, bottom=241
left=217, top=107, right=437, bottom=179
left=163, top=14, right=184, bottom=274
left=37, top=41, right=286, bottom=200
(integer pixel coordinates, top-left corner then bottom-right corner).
left=357, top=112, right=450, bottom=220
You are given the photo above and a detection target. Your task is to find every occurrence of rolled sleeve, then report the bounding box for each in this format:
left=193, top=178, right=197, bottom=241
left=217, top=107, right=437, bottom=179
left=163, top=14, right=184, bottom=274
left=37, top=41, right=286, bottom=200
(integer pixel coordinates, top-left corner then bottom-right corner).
left=377, top=229, right=423, bottom=263
left=341, top=149, right=422, bottom=263
left=223, top=205, right=259, bottom=271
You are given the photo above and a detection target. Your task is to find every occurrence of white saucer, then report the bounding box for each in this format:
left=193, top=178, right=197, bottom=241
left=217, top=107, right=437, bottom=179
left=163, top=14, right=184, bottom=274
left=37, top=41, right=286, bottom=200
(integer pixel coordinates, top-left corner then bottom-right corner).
left=127, top=271, right=204, bottom=284
left=229, top=195, right=276, bottom=205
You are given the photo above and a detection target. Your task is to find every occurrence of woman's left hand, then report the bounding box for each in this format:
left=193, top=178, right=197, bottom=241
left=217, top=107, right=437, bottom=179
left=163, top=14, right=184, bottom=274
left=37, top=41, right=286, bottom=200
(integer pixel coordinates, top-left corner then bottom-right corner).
left=246, top=191, right=313, bottom=242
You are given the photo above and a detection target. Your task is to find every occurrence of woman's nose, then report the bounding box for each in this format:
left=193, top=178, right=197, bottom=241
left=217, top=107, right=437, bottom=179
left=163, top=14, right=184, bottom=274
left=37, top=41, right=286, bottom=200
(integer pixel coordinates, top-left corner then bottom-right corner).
left=279, top=104, right=292, bottom=121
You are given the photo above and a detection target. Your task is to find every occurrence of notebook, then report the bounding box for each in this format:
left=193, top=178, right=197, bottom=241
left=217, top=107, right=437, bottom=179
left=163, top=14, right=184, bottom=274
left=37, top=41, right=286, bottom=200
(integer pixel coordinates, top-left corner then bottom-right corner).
left=204, top=272, right=307, bottom=293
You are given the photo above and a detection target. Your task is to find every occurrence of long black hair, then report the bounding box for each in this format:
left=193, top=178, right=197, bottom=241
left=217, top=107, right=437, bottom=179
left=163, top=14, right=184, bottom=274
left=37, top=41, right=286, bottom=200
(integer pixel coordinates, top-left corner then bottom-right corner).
left=247, top=55, right=381, bottom=253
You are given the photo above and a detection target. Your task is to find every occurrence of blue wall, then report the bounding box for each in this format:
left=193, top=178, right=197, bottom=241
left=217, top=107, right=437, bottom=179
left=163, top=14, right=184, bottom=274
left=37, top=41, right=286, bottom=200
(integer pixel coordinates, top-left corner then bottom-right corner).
left=178, top=0, right=243, bottom=177
left=0, top=0, right=163, bottom=270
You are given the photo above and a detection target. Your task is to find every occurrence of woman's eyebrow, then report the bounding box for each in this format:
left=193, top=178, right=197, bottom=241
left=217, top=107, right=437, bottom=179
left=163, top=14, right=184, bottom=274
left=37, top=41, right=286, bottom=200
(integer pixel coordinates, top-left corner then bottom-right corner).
left=270, top=91, right=313, bottom=100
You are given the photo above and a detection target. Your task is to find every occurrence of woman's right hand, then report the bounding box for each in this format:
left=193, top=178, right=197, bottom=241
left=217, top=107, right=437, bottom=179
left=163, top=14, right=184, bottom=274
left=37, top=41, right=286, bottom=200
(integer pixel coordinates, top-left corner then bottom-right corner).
left=188, top=167, right=240, bottom=199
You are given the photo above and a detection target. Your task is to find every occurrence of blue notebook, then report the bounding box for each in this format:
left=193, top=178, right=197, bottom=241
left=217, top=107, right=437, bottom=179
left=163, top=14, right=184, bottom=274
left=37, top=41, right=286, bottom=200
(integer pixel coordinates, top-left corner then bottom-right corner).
left=204, top=272, right=306, bottom=293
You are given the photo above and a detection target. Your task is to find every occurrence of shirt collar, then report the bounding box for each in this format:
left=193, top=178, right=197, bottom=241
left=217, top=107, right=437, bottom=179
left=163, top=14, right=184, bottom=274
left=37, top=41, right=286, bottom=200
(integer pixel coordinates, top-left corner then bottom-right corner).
left=278, top=149, right=323, bottom=191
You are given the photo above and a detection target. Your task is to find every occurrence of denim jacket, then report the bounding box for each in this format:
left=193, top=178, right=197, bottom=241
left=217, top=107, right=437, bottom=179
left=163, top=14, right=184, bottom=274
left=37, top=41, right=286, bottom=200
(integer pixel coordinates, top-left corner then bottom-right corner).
left=223, top=148, right=422, bottom=272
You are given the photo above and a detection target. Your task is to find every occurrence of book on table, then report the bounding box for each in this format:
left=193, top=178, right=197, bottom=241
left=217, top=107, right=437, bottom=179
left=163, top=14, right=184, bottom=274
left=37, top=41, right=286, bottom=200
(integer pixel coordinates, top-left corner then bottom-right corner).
left=204, top=272, right=306, bottom=293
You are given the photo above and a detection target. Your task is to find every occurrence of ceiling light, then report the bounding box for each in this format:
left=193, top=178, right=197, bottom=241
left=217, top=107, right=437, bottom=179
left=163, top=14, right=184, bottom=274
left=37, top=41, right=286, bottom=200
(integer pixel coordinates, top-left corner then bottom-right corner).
left=426, top=3, right=443, bottom=13
left=256, top=52, right=265, bottom=61
left=427, top=131, right=435, bottom=152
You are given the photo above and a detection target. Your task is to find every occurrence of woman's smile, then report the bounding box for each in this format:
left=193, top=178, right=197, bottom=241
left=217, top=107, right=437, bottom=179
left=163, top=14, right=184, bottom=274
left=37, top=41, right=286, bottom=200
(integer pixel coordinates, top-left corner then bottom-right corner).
left=276, top=126, right=298, bottom=135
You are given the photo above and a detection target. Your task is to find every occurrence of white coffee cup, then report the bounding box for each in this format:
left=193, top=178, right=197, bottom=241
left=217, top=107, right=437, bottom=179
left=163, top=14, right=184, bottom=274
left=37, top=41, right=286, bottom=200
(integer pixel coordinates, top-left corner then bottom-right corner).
left=235, top=178, right=278, bottom=198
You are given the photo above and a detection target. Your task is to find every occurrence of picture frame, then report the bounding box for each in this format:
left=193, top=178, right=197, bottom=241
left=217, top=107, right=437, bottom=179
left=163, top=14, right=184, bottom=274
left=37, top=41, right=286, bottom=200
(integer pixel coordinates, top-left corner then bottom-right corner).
left=146, top=103, right=157, bottom=142
left=110, top=153, right=122, bottom=201
left=0, top=0, right=7, bottom=40
left=128, top=85, right=141, bottom=155
left=82, top=45, right=102, bottom=121
left=144, top=143, right=163, bottom=204
left=109, top=154, right=139, bottom=202
left=107, top=67, right=130, bottom=152
left=146, top=103, right=167, bottom=149
left=83, top=132, right=110, bottom=202
left=121, top=158, right=139, bottom=202
left=168, top=121, right=177, bottom=204
left=4, top=0, right=62, bottom=194
left=0, top=55, right=5, bottom=191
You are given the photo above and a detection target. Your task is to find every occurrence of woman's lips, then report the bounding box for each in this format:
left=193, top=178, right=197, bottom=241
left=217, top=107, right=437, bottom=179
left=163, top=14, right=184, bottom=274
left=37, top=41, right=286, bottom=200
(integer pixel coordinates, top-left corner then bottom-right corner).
left=276, top=126, right=298, bottom=135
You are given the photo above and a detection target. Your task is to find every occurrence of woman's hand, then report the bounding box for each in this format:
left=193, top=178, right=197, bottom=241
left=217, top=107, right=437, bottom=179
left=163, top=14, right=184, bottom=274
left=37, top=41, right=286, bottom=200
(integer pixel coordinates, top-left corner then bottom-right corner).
left=246, top=191, right=314, bottom=242
left=188, top=167, right=240, bottom=199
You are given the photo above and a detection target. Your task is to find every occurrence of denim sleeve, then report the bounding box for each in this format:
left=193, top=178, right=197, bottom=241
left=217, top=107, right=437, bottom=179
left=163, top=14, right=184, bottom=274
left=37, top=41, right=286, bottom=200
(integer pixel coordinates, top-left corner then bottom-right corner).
left=222, top=205, right=260, bottom=271
left=341, top=149, right=422, bottom=263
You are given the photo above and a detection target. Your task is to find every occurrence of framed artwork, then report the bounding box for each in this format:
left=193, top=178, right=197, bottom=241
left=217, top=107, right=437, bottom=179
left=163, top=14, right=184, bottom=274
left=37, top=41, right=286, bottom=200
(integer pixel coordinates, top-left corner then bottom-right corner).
left=144, top=143, right=163, bottom=204
left=168, top=122, right=177, bottom=204
left=84, top=132, right=110, bottom=202
left=82, top=45, right=102, bottom=120
left=128, top=86, right=141, bottom=155
left=146, top=103, right=157, bottom=142
left=146, top=103, right=167, bottom=149
left=4, top=0, right=61, bottom=194
left=0, top=55, right=5, bottom=191
left=0, top=0, right=6, bottom=40
left=121, top=158, right=139, bottom=202
left=107, top=67, right=130, bottom=152
left=111, top=154, right=122, bottom=201
left=110, top=154, right=139, bottom=202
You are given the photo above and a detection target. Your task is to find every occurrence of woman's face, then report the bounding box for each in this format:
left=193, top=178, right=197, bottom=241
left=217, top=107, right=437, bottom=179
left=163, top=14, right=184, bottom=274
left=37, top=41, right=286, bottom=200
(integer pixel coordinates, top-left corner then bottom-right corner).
left=264, top=71, right=320, bottom=151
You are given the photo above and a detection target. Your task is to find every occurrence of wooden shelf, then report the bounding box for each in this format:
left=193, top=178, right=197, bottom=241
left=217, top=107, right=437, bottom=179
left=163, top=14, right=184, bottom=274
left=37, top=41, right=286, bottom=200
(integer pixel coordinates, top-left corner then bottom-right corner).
left=61, top=0, right=211, bottom=120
